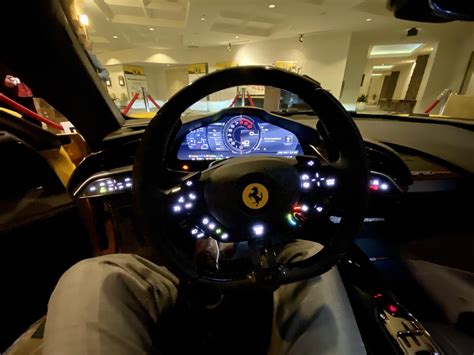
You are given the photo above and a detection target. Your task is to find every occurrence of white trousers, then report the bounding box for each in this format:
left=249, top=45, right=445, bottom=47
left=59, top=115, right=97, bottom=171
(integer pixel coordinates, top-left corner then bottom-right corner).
left=43, top=242, right=366, bottom=355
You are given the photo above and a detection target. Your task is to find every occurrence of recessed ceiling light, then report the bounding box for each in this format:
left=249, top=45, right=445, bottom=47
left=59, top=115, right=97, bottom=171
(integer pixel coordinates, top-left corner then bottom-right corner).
left=166, top=64, right=170, bottom=67
left=365, top=18, right=372, bottom=22
left=235, top=35, right=239, bottom=39
left=113, top=35, right=118, bottom=39
left=268, top=4, right=276, bottom=8
left=373, top=64, right=394, bottom=70
left=149, top=27, right=155, bottom=31
left=201, top=15, right=206, bottom=21
left=370, top=44, right=422, bottom=57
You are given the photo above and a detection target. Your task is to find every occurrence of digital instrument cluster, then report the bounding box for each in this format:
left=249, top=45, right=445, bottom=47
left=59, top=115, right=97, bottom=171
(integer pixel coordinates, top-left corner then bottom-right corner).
left=177, top=115, right=302, bottom=160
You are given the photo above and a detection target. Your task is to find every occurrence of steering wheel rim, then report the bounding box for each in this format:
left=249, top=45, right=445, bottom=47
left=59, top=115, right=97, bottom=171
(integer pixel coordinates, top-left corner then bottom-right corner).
left=133, top=66, right=368, bottom=288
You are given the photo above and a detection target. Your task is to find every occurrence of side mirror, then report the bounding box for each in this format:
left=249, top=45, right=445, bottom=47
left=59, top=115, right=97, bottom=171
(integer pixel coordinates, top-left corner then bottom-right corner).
left=429, top=0, right=474, bottom=21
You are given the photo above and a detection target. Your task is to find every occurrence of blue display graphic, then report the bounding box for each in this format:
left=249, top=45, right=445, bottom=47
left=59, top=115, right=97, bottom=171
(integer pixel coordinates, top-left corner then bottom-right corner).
left=177, top=115, right=301, bottom=160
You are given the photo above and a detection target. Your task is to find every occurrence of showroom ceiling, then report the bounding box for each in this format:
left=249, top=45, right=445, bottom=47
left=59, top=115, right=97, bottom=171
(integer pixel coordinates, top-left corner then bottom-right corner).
left=83, top=0, right=426, bottom=53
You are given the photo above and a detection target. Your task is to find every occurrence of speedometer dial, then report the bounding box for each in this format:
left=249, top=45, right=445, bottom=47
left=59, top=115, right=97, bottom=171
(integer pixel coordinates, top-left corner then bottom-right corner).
left=223, top=115, right=261, bottom=154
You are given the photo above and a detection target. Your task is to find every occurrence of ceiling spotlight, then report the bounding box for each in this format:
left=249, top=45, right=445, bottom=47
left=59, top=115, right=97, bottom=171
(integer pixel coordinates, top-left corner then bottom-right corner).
left=227, top=42, right=232, bottom=51
left=149, top=27, right=155, bottom=31
left=299, top=34, right=304, bottom=43
left=201, top=15, right=206, bottom=21
left=235, top=35, right=239, bottom=39
left=79, top=14, right=89, bottom=27
left=268, top=4, right=276, bottom=8
left=113, top=35, right=118, bottom=39
left=365, top=18, right=372, bottom=22
left=166, top=64, right=170, bottom=67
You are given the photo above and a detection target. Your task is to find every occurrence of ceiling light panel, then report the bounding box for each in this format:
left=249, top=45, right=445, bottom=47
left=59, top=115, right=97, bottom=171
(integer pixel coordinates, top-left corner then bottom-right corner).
left=372, top=64, right=394, bottom=70
left=370, top=44, right=423, bottom=58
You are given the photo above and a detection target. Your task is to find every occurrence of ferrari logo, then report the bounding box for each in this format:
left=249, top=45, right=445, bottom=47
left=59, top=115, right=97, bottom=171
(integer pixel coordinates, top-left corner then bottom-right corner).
left=242, top=183, right=269, bottom=209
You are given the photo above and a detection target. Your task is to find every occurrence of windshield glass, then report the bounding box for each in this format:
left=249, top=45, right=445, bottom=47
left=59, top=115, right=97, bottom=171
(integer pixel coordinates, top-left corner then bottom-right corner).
left=72, top=0, right=473, bottom=120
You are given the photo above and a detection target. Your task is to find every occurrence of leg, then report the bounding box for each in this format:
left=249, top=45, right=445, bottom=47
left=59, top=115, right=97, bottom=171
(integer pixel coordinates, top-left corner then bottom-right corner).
left=268, top=241, right=366, bottom=355
left=43, top=254, right=179, bottom=355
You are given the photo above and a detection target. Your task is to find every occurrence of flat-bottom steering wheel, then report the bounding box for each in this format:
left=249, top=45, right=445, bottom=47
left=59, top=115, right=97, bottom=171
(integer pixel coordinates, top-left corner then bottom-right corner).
left=133, top=66, right=368, bottom=289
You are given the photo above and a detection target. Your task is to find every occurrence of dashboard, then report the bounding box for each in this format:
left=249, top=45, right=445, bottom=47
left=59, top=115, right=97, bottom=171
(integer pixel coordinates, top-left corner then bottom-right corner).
left=71, top=108, right=420, bottom=203
left=177, top=114, right=302, bottom=160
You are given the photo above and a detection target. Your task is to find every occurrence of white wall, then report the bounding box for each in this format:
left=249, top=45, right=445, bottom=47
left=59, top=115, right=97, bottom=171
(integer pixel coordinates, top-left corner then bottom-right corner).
left=98, top=31, right=352, bottom=98
left=393, top=63, right=416, bottom=100
left=341, top=22, right=473, bottom=111
left=359, top=57, right=417, bottom=100
left=446, top=30, right=474, bottom=94
left=106, top=65, right=128, bottom=101
left=367, top=75, right=385, bottom=103
left=466, top=72, right=474, bottom=96
left=165, top=68, right=189, bottom=98
left=413, top=26, right=474, bottom=113
left=143, top=65, right=167, bottom=103
left=340, top=32, right=370, bottom=109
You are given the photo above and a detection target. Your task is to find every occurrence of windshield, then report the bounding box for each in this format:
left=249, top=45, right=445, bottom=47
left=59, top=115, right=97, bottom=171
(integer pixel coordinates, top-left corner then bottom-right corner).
left=76, top=0, right=474, bottom=120
left=30, top=1, right=474, bottom=125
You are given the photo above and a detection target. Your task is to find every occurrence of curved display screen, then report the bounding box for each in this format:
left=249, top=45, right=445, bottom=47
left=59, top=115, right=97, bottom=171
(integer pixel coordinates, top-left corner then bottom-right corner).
left=177, top=115, right=302, bottom=160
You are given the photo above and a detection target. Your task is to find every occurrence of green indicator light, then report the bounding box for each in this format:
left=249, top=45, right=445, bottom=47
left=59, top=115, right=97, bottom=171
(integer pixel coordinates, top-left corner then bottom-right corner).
left=216, top=228, right=222, bottom=234
left=287, top=213, right=298, bottom=226
left=100, top=187, right=107, bottom=194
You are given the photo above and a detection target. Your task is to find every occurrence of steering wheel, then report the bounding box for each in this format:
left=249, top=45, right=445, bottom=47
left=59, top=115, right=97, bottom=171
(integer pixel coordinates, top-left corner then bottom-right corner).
left=133, top=66, right=368, bottom=289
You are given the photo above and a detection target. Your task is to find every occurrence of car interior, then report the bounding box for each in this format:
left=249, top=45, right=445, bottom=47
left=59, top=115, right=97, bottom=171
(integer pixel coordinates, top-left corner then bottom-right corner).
left=1, top=0, right=473, bottom=354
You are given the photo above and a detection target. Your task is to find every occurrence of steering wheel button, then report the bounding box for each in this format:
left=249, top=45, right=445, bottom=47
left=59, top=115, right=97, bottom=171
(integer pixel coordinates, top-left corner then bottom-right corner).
left=287, top=213, right=298, bottom=226
left=189, top=193, right=197, bottom=200
left=202, top=218, right=209, bottom=225
left=178, top=196, right=185, bottom=203
left=208, top=223, right=216, bottom=230
left=326, top=178, right=336, bottom=187
left=221, top=233, right=229, bottom=240
left=302, top=182, right=311, bottom=189
left=252, top=224, right=265, bottom=236
left=184, top=203, right=193, bottom=209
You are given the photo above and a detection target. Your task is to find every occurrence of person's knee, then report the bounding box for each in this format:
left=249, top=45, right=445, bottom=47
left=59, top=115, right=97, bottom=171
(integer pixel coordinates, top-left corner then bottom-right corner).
left=59, top=254, right=135, bottom=283
left=49, top=254, right=151, bottom=305
left=278, top=240, right=324, bottom=264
